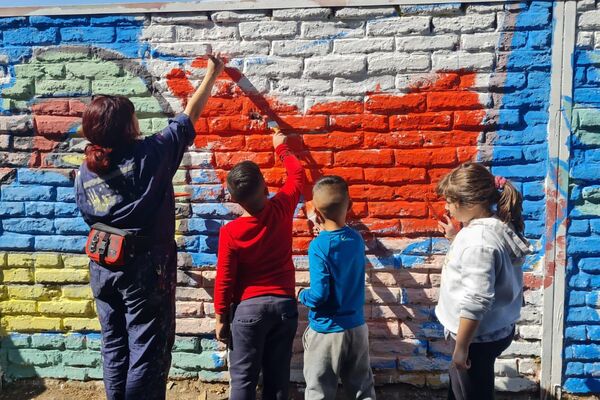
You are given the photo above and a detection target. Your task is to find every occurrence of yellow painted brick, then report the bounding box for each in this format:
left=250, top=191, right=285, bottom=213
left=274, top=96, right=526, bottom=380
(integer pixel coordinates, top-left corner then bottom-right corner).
left=35, top=253, right=63, bottom=268
left=61, top=254, right=90, bottom=269
left=0, top=300, right=37, bottom=314
left=0, top=252, right=7, bottom=268
left=63, top=318, right=100, bottom=331
left=2, top=269, right=34, bottom=283
left=0, top=285, right=6, bottom=300
left=6, top=253, right=35, bottom=268
left=35, top=269, right=88, bottom=284
left=61, top=285, right=93, bottom=300
left=38, top=300, right=93, bottom=316
left=7, top=285, right=59, bottom=300
left=3, top=316, right=62, bottom=331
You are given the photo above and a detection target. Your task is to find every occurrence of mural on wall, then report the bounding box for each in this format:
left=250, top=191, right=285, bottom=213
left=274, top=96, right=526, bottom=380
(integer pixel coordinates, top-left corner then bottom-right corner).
left=0, top=1, right=559, bottom=392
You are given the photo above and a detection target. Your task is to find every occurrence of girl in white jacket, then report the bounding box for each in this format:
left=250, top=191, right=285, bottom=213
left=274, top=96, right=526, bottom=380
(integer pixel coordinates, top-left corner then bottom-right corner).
left=435, top=162, right=533, bottom=400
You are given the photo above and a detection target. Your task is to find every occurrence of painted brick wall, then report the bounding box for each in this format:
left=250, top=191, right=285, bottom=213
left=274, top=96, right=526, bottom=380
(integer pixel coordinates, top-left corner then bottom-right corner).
left=0, top=1, right=556, bottom=392
left=564, top=0, right=600, bottom=394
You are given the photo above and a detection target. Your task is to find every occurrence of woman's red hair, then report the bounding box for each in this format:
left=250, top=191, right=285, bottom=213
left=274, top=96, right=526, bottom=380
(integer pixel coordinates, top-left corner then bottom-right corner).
left=82, top=95, right=137, bottom=174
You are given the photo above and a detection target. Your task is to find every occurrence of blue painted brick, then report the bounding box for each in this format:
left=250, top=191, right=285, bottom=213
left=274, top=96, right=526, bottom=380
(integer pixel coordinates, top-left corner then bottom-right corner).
left=60, top=27, right=116, bottom=43
left=527, top=71, right=552, bottom=89
left=568, top=236, right=600, bottom=256
left=523, top=111, right=548, bottom=126
left=564, top=377, right=600, bottom=393
left=491, top=163, right=547, bottom=180
left=1, top=334, right=31, bottom=348
left=101, top=42, right=150, bottom=59
left=513, top=9, right=551, bottom=30
left=523, top=181, right=545, bottom=199
left=25, top=202, right=55, bottom=218
left=56, top=187, right=76, bottom=202
left=3, top=28, right=58, bottom=45
left=0, top=17, right=26, bottom=28
left=198, top=235, right=219, bottom=253
left=522, top=144, right=547, bottom=162
left=500, top=89, right=551, bottom=108
left=587, top=67, right=600, bottom=84
left=190, top=253, right=218, bottom=267
left=90, top=16, right=145, bottom=26
left=54, top=202, right=80, bottom=217
left=506, top=51, right=551, bottom=70
left=591, top=220, right=600, bottom=235
left=584, top=362, right=600, bottom=376
left=190, top=185, right=223, bottom=202
left=575, top=67, right=587, bottom=86
left=579, top=258, right=600, bottom=273
left=192, top=203, right=237, bottom=218
left=494, top=127, right=547, bottom=145
left=187, top=218, right=222, bottom=234
left=17, top=169, right=72, bottom=186
left=527, top=30, right=551, bottom=49
left=34, top=235, right=86, bottom=252
left=587, top=325, right=600, bottom=341
left=565, top=362, right=585, bottom=376
left=567, top=307, right=600, bottom=323
left=85, top=334, right=102, bottom=350
left=30, top=333, right=65, bottom=350
left=565, top=325, right=587, bottom=341
left=0, top=202, right=24, bottom=217
left=2, top=218, right=54, bottom=234
left=189, top=169, right=221, bottom=184
left=0, top=47, right=33, bottom=62
left=574, top=88, right=600, bottom=105
left=0, top=232, right=34, bottom=250
left=522, top=200, right=545, bottom=219
left=116, top=27, right=141, bottom=42
left=178, top=235, right=199, bottom=252
left=586, top=292, right=599, bottom=307
left=570, top=185, right=583, bottom=202
left=491, top=147, right=522, bottom=163
left=54, top=218, right=89, bottom=235
left=565, top=344, right=600, bottom=360
left=569, top=220, right=590, bottom=235
left=29, top=16, right=89, bottom=26
left=497, top=110, right=521, bottom=128
left=575, top=50, right=598, bottom=66
left=524, top=220, right=544, bottom=238
left=1, top=185, right=55, bottom=201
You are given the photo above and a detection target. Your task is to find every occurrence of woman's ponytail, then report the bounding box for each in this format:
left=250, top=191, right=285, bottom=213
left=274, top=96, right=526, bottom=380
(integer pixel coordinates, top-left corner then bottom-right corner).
left=85, top=144, right=113, bottom=174
left=496, top=179, right=524, bottom=235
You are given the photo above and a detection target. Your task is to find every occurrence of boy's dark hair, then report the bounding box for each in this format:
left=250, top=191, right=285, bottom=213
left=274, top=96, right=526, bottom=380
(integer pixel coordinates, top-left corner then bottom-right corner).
left=227, top=161, right=265, bottom=206
left=313, top=175, right=350, bottom=221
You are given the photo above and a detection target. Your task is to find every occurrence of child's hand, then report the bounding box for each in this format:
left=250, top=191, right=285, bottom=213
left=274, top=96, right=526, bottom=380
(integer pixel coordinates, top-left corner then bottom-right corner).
left=206, top=53, right=225, bottom=78
left=452, top=346, right=471, bottom=370
left=272, top=131, right=287, bottom=148
left=215, top=318, right=229, bottom=343
left=438, top=215, right=459, bottom=240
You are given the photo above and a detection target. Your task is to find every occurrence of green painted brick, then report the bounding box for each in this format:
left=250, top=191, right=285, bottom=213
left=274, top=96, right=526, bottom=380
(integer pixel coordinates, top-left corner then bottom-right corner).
left=6, top=365, right=37, bottom=379
left=85, top=334, right=102, bottom=350
left=8, top=349, right=61, bottom=366
left=576, top=109, right=600, bottom=129
left=66, top=61, right=122, bottom=78
left=14, top=63, right=45, bottom=79
left=45, top=64, right=66, bottom=78
left=65, top=334, right=86, bottom=350
left=169, top=367, right=199, bottom=379
left=172, top=351, right=226, bottom=371
left=200, top=338, right=225, bottom=351
left=34, top=48, right=91, bottom=62
left=33, top=365, right=68, bottom=379
left=87, top=366, right=104, bottom=379
left=172, top=336, right=199, bottom=352
left=92, top=77, right=149, bottom=96
left=137, top=118, right=154, bottom=135
left=2, top=79, right=34, bottom=99
left=30, top=333, right=65, bottom=350
left=198, top=370, right=229, bottom=383
left=36, top=79, right=91, bottom=96
left=152, top=118, right=168, bottom=131
left=131, top=97, right=162, bottom=115
left=65, top=366, right=88, bottom=381
left=62, top=350, right=101, bottom=367
left=576, top=129, right=600, bottom=146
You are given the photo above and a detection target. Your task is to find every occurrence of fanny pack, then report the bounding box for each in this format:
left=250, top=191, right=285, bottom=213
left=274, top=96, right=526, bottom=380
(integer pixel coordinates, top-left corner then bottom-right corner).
left=85, top=223, right=149, bottom=267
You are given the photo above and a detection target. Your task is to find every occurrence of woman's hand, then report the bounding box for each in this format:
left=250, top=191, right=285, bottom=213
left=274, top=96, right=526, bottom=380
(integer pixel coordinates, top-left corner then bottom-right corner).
left=452, top=345, right=471, bottom=370
left=215, top=314, right=229, bottom=343
left=272, top=131, right=287, bottom=148
left=438, top=215, right=459, bottom=240
left=206, top=53, right=225, bottom=78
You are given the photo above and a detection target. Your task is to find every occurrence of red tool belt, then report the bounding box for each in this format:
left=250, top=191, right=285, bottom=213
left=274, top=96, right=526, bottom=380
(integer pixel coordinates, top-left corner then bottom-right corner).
left=85, top=223, right=148, bottom=267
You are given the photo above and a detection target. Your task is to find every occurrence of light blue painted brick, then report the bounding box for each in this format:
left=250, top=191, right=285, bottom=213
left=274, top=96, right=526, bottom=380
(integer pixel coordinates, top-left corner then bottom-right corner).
left=169, top=367, right=199, bottom=379
left=579, top=258, right=600, bottom=273
left=506, top=51, right=551, bottom=70
left=30, top=333, right=64, bottom=350
left=25, top=202, right=55, bottom=217
left=189, top=169, right=221, bottom=184
left=1, top=334, right=31, bottom=348
left=587, top=67, right=600, bottom=84
left=191, top=253, right=218, bottom=267
left=197, top=370, right=229, bottom=382
left=0, top=232, right=34, bottom=250
left=62, top=350, right=101, bottom=367
left=2, top=218, right=54, bottom=234
left=3, top=27, right=58, bottom=45
left=0, top=202, right=25, bottom=217
left=527, top=30, right=551, bottom=49
left=565, top=325, right=587, bottom=341
left=29, top=16, right=88, bottom=26
left=65, top=334, right=85, bottom=350
left=587, top=325, right=600, bottom=340
left=0, top=17, right=27, bottom=28
left=522, top=181, right=545, bottom=199
left=86, top=366, right=104, bottom=379
left=492, top=147, right=523, bottom=163
left=569, top=220, right=590, bottom=235
left=190, top=185, right=224, bottom=202
left=179, top=235, right=199, bottom=252
left=54, top=202, right=80, bottom=217
left=56, top=187, right=76, bottom=202
left=200, top=338, right=224, bottom=351
left=565, top=362, right=585, bottom=376
left=54, top=217, right=89, bottom=234
left=199, top=235, right=219, bottom=253
left=172, top=336, right=200, bottom=352
left=85, top=333, right=102, bottom=350
left=34, top=235, right=87, bottom=252
left=60, top=27, right=116, bottom=43
left=17, top=169, right=72, bottom=186
left=567, top=307, right=600, bottom=323
left=563, top=378, right=600, bottom=393
left=0, top=46, right=33, bottom=62
left=591, top=220, right=600, bottom=235
left=65, top=366, right=88, bottom=381
left=187, top=218, right=223, bottom=234
left=8, top=349, right=61, bottom=366
left=522, top=200, right=545, bottom=219
left=1, top=185, right=55, bottom=201
left=569, top=291, right=587, bottom=307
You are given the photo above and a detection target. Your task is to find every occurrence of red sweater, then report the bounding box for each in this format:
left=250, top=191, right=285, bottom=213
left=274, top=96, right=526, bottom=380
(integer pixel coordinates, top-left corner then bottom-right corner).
left=213, top=144, right=305, bottom=315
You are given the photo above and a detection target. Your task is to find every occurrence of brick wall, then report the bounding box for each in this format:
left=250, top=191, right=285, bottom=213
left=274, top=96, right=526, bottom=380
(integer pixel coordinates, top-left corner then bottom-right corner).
left=564, top=0, right=600, bottom=394
left=0, top=0, right=576, bottom=393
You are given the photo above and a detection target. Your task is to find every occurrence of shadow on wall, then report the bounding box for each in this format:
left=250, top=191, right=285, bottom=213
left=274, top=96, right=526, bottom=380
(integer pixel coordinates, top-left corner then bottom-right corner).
left=0, top=331, right=46, bottom=398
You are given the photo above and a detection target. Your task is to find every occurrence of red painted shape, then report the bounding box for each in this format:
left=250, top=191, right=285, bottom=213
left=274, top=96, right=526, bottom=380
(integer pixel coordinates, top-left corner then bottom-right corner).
left=166, top=67, right=485, bottom=245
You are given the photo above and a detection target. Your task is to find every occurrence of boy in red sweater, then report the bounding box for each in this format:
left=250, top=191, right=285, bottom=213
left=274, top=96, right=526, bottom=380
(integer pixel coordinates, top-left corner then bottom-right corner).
left=213, top=129, right=305, bottom=400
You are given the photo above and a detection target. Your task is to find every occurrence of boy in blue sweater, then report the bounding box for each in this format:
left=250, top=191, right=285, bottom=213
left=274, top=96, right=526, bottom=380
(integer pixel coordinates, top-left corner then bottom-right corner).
left=298, top=175, right=375, bottom=400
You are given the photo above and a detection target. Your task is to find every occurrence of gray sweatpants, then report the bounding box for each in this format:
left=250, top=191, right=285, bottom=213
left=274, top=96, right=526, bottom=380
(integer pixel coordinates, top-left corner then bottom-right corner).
left=303, top=324, right=376, bottom=400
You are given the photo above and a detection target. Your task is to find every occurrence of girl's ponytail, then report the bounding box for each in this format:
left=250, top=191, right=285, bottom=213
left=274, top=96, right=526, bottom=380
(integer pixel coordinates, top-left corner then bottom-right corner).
left=496, top=178, right=524, bottom=235
left=85, top=144, right=113, bottom=174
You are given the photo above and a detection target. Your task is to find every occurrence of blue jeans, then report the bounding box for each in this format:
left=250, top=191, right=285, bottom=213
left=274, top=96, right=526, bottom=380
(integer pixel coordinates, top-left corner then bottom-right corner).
left=90, top=243, right=177, bottom=400
left=229, top=295, right=298, bottom=400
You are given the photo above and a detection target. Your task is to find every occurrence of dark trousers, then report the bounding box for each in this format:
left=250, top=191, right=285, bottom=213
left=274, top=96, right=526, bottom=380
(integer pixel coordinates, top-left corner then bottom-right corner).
left=448, top=331, right=514, bottom=400
left=90, top=244, right=177, bottom=400
left=229, top=295, right=298, bottom=400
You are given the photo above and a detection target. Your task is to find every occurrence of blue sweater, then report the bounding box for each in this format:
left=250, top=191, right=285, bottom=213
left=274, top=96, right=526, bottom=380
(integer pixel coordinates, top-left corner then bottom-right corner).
left=299, top=226, right=366, bottom=333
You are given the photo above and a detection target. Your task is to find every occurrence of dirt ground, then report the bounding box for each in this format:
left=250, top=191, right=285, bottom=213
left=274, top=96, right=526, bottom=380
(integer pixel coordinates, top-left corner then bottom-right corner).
left=0, top=379, right=559, bottom=400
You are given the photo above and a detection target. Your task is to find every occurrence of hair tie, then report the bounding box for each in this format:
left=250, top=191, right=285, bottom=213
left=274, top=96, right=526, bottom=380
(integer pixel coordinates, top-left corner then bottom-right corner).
left=495, top=176, right=507, bottom=190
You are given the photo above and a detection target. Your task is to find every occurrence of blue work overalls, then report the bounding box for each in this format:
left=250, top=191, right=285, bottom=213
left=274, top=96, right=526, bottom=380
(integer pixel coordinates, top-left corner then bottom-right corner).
left=75, top=114, right=195, bottom=400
